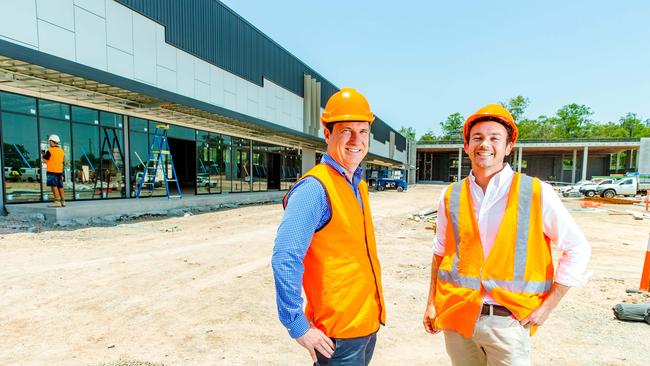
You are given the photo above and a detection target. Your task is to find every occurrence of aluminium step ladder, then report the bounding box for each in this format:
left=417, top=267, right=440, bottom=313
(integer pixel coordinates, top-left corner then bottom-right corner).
left=136, top=124, right=182, bottom=199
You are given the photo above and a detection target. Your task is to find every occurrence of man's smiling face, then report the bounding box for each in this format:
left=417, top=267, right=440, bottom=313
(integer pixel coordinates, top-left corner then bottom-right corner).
left=325, top=121, right=370, bottom=176
left=464, top=121, right=512, bottom=172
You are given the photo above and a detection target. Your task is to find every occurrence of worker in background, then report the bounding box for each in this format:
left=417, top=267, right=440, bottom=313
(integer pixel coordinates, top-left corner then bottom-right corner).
left=43, top=134, right=66, bottom=207
left=272, top=88, right=385, bottom=365
left=423, top=104, right=591, bottom=365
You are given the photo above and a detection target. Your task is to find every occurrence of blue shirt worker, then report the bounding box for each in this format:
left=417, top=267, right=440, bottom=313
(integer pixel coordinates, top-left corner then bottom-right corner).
left=272, top=88, right=386, bottom=365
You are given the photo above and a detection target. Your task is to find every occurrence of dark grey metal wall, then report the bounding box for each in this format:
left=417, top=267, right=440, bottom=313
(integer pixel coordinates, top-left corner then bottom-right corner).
left=116, top=0, right=405, bottom=152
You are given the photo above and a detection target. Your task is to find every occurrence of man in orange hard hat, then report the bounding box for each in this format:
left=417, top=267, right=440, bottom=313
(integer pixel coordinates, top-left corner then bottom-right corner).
left=423, top=103, right=591, bottom=365
left=272, top=88, right=385, bottom=365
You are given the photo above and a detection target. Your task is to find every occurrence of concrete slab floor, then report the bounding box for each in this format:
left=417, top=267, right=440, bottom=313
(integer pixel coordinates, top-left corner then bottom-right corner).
left=4, top=191, right=285, bottom=225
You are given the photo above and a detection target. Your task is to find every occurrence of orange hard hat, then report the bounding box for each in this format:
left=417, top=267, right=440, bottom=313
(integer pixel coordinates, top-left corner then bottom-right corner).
left=321, top=87, right=375, bottom=127
left=463, top=103, right=518, bottom=144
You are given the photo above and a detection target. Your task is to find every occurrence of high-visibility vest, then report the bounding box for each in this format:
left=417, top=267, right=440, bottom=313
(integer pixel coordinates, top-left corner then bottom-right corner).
left=45, top=146, right=64, bottom=173
left=434, top=173, right=554, bottom=338
left=283, top=163, right=386, bottom=338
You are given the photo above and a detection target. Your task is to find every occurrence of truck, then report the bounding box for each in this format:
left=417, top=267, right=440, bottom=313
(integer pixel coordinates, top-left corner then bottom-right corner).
left=597, top=175, right=650, bottom=198
left=578, top=178, right=614, bottom=197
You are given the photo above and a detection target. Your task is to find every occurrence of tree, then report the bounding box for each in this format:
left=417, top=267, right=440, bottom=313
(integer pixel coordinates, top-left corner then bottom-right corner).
left=618, top=112, right=649, bottom=137
left=554, top=103, right=593, bottom=138
left=399, top=126, right=416, bottom=141
left=439, top=113, right=464, bottom=141
left=501, top=96, right=530, bottom=122
left=418, top=130, right=437, bottom=143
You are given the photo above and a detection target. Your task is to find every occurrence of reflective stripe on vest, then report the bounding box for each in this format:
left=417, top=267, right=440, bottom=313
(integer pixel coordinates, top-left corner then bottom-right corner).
left=440, top=174, right=552, bottom=294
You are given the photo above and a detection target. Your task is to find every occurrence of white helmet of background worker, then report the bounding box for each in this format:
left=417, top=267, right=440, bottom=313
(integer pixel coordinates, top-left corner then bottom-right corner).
left=48, top=134, right=60, bottom=144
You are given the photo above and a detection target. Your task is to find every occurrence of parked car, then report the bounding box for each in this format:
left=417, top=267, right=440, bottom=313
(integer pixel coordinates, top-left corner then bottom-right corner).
left=597, top=176, right=650, bottom=198
left=19, top=167, right=40, bottom=182
left=579, top=178, right=614, bottom=197
left=560, top=180, right=593, bottom=197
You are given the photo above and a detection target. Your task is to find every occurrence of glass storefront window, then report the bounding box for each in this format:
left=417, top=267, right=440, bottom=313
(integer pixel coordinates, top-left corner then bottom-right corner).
left=0, top=91, right=307, bottom=203
left=2, top=111, right=40, bottom=202
left=100, top=111, right=123, bottom=129
left=281, top=148, right=301, bottom=190
left=1, top=92, right=37, bottom=115
left=230, top=138, right=251, bottom=192
left=99, top=112, right=125, bottom=198
left=196, top=131, right=211, bottom=195
left=71, top=122, right=100, bottom=199
left=39, top=99, right=70, bottom=121
left=252, top=141, right=268, bottom=192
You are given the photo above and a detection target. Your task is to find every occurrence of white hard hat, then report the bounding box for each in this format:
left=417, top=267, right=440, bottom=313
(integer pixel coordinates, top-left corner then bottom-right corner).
left=48, top=134, right=60, bottom=143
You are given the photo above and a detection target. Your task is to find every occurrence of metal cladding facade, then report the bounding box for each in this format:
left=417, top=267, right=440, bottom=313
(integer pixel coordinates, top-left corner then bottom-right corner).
left=116, top=0, right=406, bottom=152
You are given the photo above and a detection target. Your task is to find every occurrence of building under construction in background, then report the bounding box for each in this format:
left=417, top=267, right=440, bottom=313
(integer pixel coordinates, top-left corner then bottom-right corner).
left=0, top=0, right=410, bottom=216
left=416, top=138, right=648, bottom=183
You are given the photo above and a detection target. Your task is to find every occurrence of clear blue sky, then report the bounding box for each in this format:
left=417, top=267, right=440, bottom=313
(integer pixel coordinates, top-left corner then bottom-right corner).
left=221, top=0, right=650, bottom=137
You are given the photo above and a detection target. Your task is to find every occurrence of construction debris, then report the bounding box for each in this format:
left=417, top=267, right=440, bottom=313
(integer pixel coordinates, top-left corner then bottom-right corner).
left=583, top=196, right=637, bottom=205
left=581, top=201, right=602, bottom=209
left=612, top=303, right=650, bottom=323
left=607, top=210, right=645, bottom=220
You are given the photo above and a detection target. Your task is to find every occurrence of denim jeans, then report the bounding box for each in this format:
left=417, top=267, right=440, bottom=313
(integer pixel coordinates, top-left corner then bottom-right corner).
left=315, top=332, right=377, bottom=366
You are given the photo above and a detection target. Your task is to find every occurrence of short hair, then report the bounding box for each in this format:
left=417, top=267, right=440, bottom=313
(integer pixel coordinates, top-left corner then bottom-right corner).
left=325, top=122, right=335, bottom=134
left=468, top=116, right=513, bottom=143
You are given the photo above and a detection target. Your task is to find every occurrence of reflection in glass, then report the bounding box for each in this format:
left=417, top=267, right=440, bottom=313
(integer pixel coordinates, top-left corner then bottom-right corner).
left=281, top=148, right=301, bottom=190
left=1, top=92, right=37, bottom=115
left=252, top=143, right=268, bottom=192
left=39, top=99, right=70, bottom=120
left=72, top=122, right=99, bottom=199
left=230, top=138, right=251, bottom=192
left=97, top=126, right=126, bottom=198
left=196, top=132, right=223, bottom=194
left=2, top=111, right=40, bottom=202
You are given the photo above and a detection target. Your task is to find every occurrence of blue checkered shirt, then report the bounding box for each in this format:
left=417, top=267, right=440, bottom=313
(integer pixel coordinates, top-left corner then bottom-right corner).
left=271, top=154, right=363, bottom=338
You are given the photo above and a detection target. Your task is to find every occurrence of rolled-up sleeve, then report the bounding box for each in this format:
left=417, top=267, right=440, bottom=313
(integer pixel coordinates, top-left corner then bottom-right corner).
left=541, top=183, right=592, bottom=286
left=433, top=186, right=449, bottom=257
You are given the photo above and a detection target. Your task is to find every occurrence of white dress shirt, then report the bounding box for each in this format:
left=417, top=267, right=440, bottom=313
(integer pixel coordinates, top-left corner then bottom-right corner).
left=434, top=164, right=591, bottom=304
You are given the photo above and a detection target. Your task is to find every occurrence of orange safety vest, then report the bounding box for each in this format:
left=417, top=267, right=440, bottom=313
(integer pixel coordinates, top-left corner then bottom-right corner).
left=283, top=163, right=386, bottom=338
left=45, top=146, right=64, bottom=173
left=434, top=173, right=554, bottom=338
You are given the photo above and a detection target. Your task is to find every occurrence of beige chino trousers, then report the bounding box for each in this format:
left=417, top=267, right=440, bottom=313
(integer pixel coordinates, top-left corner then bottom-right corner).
left=443, top=314, right=532, bottom=366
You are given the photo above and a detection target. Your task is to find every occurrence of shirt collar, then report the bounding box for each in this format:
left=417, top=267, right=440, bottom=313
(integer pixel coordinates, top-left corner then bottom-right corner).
left=321, top=153, right=363, bottom=183
left=468, top=163, right=514, bottom=188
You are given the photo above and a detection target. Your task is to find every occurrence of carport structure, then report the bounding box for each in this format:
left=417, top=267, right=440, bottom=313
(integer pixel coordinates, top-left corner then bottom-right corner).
left=416, top=138, right=641, bottom=183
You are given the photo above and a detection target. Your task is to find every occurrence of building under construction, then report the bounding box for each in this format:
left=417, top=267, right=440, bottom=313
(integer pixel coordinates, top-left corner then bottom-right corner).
left=416, top=138, right=645, bottom=183
left=0, top=0, right=408, bottom=214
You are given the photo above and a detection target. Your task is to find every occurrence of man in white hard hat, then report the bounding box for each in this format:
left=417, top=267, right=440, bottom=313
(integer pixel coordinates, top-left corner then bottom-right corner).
left=43, top=134, right=66, bottom=207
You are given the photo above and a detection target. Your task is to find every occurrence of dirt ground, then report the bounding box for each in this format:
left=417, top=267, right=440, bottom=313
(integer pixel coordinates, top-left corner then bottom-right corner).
left=1, top=184, right=649, bottom=365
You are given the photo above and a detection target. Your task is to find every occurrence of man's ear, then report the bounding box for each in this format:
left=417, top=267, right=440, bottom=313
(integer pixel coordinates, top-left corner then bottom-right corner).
left=463, top=142, right=469, bottom=156
left=505, top=142, right=513, bottom=156
left=323, top=126, right=331, bottom=143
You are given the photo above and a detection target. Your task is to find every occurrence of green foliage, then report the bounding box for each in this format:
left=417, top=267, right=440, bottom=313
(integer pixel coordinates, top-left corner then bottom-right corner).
left=418, top=129, right=438, bottom=143
left=618, top=112, right=650, bottom=137
left=439, top=113, right=464, bottom=141
left=501, top=96, right=530, bottom=122
left=410, top=97, right=650, bottom=143
left=399, top=126, right=416, bottom=141
left=553, top=103, right=593, bottom=138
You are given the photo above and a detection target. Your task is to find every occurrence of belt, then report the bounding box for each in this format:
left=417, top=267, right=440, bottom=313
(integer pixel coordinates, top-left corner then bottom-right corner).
left=481, top=304, right=512, bottom=317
